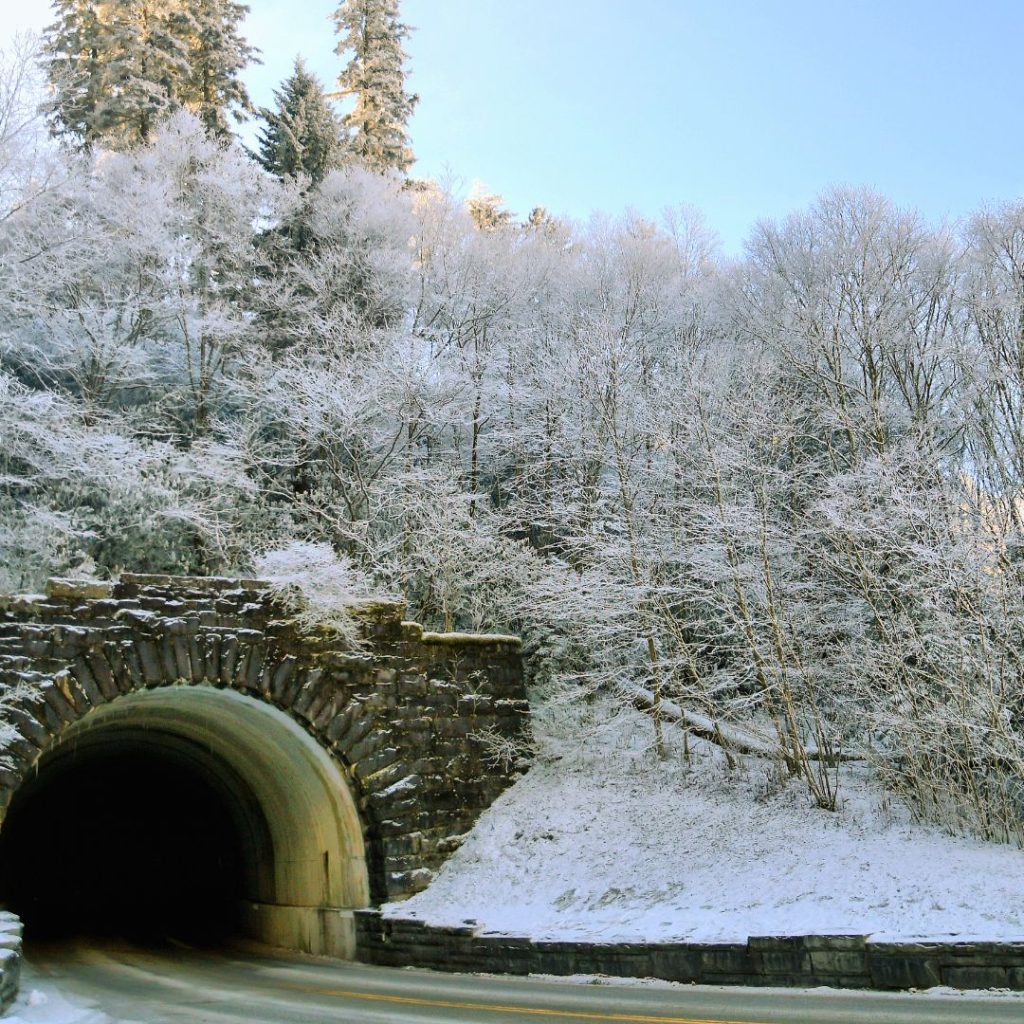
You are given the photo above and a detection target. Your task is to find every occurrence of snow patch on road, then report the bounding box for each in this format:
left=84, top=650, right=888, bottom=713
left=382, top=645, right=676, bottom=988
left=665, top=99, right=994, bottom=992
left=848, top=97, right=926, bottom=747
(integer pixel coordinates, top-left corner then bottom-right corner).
left=386, top=705, right=1024, bottom=943
left=6, top=985, right=111, bottom=1024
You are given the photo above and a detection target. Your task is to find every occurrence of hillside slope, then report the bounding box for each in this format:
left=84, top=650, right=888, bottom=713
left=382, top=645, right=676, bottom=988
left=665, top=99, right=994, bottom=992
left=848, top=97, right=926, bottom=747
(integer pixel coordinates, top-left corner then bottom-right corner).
left=385, top=707, right=1024, bottom=943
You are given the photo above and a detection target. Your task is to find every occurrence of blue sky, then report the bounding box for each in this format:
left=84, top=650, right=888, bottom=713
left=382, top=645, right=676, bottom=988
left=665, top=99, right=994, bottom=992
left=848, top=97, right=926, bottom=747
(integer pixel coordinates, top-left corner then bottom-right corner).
left=3, top=1, right=1024, bottom=251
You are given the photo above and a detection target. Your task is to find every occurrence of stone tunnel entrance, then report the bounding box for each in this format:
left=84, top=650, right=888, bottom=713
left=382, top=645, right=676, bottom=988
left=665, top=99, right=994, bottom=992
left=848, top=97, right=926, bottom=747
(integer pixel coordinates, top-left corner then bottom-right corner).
left=0, top=687, right=370, bottom=958
left=0, top=574, right=529, bottom=961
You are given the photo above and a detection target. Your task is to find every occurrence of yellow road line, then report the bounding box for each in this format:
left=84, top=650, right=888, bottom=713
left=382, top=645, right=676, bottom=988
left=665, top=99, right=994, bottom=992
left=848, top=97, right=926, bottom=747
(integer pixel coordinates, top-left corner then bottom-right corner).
left=279, top=982, right=766, bottom=1024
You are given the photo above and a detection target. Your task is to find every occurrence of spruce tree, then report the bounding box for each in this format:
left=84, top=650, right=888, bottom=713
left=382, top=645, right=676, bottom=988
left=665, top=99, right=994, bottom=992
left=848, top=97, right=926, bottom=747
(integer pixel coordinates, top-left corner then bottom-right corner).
left=181, top=0, right=258, bottom=137
left=332, top=0, right=418, bottom=174
left=96, top=0, right=195, bottom=148
left=43, top=0, right=108, bottom=146
left=257, top=58, right=345, bottom=184
left=44, top=0, right=191, bottom=148
left=43, top=0, right=258, bottom=149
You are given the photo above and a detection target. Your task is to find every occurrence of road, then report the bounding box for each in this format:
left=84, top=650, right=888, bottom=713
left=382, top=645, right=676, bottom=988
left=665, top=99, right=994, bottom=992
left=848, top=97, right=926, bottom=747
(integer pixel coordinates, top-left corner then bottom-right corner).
left=18, top=941, right=1024, bottom=1024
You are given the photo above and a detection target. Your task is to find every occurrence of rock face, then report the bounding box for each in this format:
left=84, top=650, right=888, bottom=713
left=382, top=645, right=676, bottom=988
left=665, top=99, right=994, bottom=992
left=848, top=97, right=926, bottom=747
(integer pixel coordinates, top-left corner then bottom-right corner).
left=0, top=574, right=529, bottom=905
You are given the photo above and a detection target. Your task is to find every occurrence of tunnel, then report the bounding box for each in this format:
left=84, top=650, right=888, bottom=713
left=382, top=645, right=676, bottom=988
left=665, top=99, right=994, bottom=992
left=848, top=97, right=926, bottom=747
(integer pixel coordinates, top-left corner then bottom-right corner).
left=0, top=686, right=370, bottom=957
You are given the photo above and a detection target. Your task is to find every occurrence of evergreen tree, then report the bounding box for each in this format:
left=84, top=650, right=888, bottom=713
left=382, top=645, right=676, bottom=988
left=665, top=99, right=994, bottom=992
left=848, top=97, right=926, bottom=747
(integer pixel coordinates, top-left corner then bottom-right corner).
left=257, top=58, right=345, bottom=183
left=96, top=0, right=195, bottom=148
left=44, top=0, right=192, bottom=148
left=468, top=182, right=513, bottom=232
left=332, top=0, right=418, bottom=174
left=43, top=0, right=107, bottom=146
left=181, top=0, right=258, bottom=137
left=42, top=0, right=257, bottom=149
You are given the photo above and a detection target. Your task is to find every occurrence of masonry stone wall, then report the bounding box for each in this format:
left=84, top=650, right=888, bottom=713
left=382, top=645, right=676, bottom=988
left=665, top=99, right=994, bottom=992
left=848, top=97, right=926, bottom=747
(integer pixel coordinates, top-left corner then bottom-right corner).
left=0, top=911, right=21, bottom=1013
left=356, top=911, right=1024, bottom=992
left=0, top=574, right=529, bottom=903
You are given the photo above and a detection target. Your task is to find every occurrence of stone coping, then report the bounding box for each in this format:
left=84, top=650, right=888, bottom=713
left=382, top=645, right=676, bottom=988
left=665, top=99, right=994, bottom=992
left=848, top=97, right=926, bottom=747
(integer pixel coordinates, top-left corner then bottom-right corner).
left=355, top=910, right=1024, bottom=992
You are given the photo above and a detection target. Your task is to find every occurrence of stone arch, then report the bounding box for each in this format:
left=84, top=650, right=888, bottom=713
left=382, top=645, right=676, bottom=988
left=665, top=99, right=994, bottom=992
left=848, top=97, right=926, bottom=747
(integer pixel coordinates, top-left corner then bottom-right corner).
left=0, top=574, right=529, bottom=954
left=2, top=685, right=369, bottom=956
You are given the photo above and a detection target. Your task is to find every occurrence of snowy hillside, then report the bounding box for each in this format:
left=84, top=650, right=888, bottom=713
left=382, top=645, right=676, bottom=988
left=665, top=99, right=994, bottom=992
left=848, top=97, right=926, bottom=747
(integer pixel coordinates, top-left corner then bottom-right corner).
left=386, top=706, right=1024, bottom=943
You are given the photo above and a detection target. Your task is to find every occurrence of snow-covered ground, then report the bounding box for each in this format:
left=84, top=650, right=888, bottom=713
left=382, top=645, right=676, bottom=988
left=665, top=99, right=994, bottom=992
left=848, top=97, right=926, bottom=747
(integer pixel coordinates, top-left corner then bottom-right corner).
left=5, top=977, right=109, bottom=1024
left=386, top=704, right=1024, bottom=943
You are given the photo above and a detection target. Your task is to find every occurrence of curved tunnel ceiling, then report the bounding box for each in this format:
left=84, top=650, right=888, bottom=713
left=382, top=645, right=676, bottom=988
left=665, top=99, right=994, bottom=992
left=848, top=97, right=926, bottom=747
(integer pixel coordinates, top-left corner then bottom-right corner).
left=0, top=686, right=370, bottom=957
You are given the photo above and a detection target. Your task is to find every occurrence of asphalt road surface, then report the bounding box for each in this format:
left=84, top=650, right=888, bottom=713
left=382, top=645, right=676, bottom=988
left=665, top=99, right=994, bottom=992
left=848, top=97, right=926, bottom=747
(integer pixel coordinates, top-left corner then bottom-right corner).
left=20, top=941, right=1024, bottom=1024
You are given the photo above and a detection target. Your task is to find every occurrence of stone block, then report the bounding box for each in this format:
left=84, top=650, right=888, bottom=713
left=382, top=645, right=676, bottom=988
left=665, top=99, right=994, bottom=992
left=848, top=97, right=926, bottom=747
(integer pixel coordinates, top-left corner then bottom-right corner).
left=71, top=657, right=105, bottom=706
left=313, top=691, right=348, bottom=732
left=270, top=657, right=297, bottom=700
left=131, top=639, right=161, bottom=686
left=219, top=635, right=239, bottom=682
left=158, top=636, right=178, bottom=681
left=347, top=733, right=382, bottom=764
left=802, top=934, right=867, bottom=951
left=46, top=579, right=113, bottom=602
left=756, top=947, right=812, bottom=975
left=188, top=636, right=206, bottom=682
left=202, top=633, right=222, bottom=681
left=355, top=750, right=404, bottom=782
left=943, top=965, right=1009, bottom=989
left=700, top=944, right=756, bottom=975
left=808, top=949, right=869, bottom=976
left=103, top=645, right=134, bottom=694
left=83, top=650, right=118, bottom=700
left=868, top=952, right=941, bottom=989
left=40, top=682, right=78, bottom=724
left=3, top=707, right=50, bottom=748
left=172, top=637, right=192, bottom=680
left=242, top=645, right=265, bottom=690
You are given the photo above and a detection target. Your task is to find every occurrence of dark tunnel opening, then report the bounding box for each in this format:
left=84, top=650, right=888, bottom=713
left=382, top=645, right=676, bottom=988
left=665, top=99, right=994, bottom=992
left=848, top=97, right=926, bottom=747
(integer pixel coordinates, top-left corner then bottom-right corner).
left=0, top=736, right=258, bottom=946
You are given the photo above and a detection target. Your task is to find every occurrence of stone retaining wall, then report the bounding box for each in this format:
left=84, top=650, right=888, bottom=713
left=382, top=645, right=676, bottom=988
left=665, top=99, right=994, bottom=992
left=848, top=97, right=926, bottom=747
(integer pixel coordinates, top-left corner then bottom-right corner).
left=0, top=912, right=22, bottom=1013
left=355, top=911, right=1024, bottom=991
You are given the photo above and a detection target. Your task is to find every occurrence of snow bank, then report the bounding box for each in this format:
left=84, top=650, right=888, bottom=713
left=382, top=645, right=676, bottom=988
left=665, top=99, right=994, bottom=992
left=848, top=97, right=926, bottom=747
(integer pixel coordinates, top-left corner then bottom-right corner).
left=386, top=706, right=1024, bottom=943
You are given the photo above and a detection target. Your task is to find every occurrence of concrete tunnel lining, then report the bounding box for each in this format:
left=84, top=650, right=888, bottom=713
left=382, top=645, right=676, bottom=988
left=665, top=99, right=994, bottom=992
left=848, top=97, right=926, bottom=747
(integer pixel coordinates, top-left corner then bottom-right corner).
left=5, top=685, right=370, bottom=957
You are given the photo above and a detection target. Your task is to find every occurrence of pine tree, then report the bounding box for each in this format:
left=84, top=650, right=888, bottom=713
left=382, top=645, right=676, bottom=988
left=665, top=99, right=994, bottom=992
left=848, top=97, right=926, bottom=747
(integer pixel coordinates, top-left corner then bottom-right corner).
left=42, top=0, right=258, bottom=149
left=332, top=0, right=418, bottom=174
left=257, top=58, right=345, bottom=184
left=181, top=0, right=258, bottom=137
left=44, top=0, right=192, bottom=148
left=468, top=182, right=513, bottom=232
left=43, top=0, right=107, bottom=146
left=96, top=0, right=195, bottom=148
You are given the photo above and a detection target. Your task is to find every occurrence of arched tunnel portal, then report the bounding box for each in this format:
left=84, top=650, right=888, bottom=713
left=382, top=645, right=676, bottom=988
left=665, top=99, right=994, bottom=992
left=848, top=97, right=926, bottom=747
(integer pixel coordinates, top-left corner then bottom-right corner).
left=0, top=574, right=529, bottom=960
left=0, top=687, right=369, bottom=957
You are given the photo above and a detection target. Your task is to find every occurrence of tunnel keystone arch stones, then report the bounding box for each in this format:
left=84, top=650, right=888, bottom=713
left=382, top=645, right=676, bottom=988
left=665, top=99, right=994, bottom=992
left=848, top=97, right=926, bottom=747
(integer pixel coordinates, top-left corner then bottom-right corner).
left=0, top=575, right=528, bottom=957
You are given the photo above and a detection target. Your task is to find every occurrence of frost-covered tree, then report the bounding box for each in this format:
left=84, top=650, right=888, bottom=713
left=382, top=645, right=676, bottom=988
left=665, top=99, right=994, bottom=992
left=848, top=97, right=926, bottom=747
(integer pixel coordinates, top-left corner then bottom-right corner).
left=0, top=111, right=272, bottom=431
left=42, top=0, right=257, bottom=148
left=0, top=370, right=265, bottom=590
left=467, top=181, right=513, bottom=232
left=255, top=164, right=415, bottom=348
left=963, top=203, right=1024, bottom=527
left=144, top=112, right=272, bottom=430
left=180, top=0, right=258, bottom=137
left=257, top=58, right=345, bottom=183
left=6, top=108, right=1024, bottom=843
left=0, top=33, right=61, bottom=224
left=332, top=0, right=418, bottom=173
left=44, top=0, right=193, bottom=148
left=42, top=0, right=111, bottom=146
